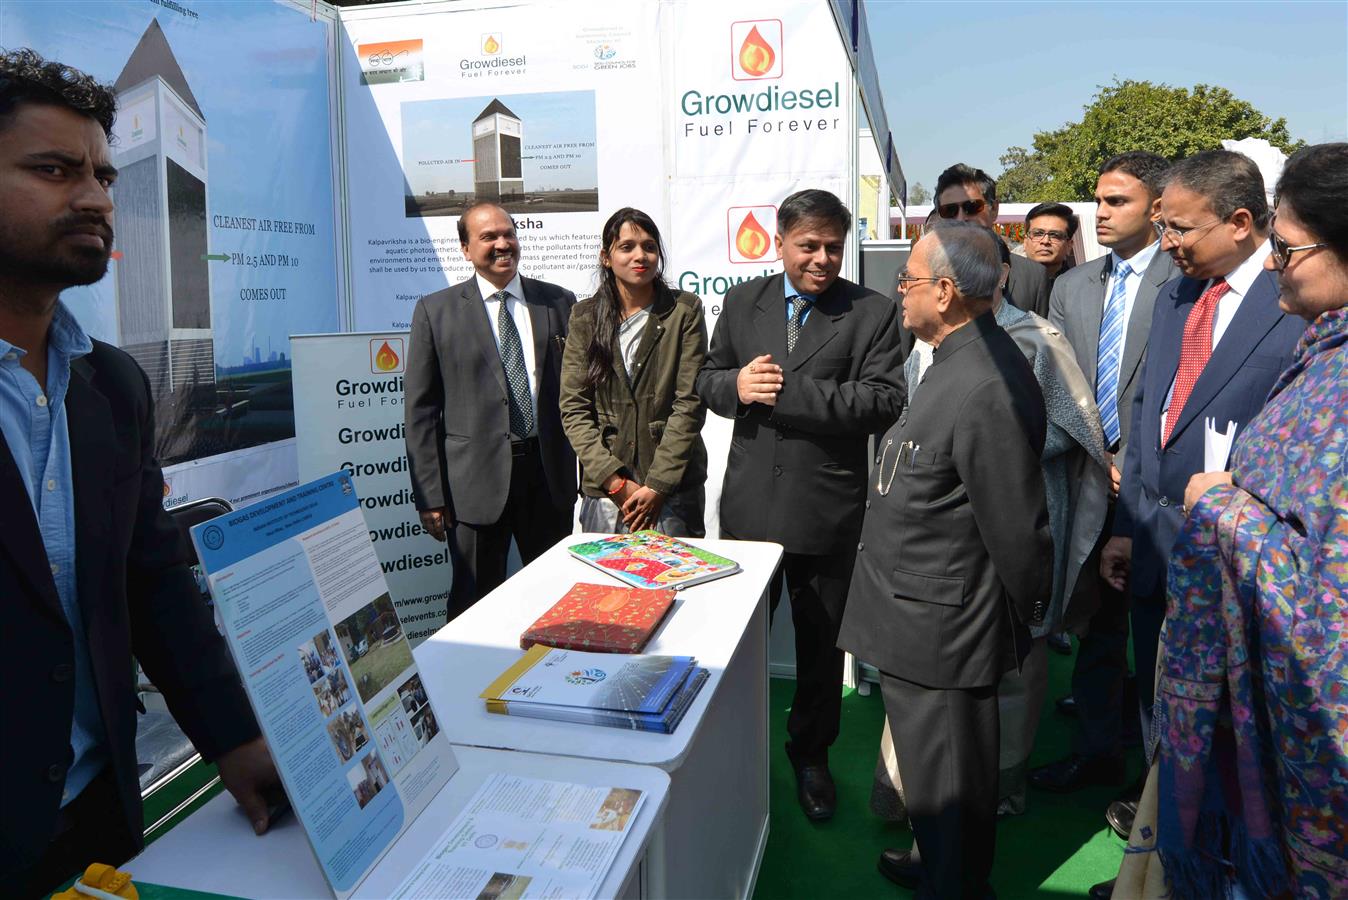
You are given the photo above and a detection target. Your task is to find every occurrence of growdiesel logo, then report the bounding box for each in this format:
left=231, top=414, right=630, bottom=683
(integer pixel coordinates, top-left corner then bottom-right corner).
left=370, top=338, right=404, bottom=374
left=727, top=206, right=779, bottom=264
left=481, top=33, right=502, bottom=55
left=731, top=19, right=782, bottom=81
left=462, top=31, right=525, bottom=78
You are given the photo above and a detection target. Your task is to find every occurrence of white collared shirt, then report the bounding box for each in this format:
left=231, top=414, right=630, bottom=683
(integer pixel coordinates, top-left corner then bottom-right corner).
left=475, top=272, right=538, bottom=429
left=1160, top=246, right=1272, bottom=438
left=1209, top=245, right=1270, bottom=348
left=1107, top=237, right=1161, bottom=345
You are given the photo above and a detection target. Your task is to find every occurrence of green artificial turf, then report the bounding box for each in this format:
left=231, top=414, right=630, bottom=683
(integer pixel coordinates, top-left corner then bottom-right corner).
left=753, top=646, right=1142, bottom=899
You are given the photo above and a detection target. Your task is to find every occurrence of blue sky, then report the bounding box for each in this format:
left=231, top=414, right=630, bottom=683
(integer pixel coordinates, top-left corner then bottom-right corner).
left=863, top=0, right=1348, bottom=198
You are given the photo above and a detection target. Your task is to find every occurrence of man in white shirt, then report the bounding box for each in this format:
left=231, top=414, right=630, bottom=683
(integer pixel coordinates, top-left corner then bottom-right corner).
left=1035, top=154, right=1177, bottom=802
left=404, top=202, right=577, bottom=621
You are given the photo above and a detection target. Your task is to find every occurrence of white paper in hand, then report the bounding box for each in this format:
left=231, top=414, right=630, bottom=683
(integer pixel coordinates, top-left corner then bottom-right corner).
left=1204, top=418, right=1239, bottom=471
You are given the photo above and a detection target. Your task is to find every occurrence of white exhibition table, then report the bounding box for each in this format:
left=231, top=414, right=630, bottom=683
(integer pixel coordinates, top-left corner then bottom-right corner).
left=129, top=746, right=670, bottom=899
left=416, top=534, right=783, bottom=900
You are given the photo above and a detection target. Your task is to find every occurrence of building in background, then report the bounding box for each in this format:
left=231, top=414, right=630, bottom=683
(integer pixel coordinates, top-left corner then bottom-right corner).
left=471, top=99, right=524, bottom=202
left=110, top=18, right=216, bottom=402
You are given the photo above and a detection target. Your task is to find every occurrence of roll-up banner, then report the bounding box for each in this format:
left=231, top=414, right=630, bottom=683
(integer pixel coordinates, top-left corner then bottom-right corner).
left=291, top=333, right=450, bottom=643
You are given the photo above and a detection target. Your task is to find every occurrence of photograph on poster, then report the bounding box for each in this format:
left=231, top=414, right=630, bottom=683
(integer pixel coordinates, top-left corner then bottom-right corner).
left=397, top=673, right=429, bottom=715
left=348, top=749, right=390, bottom=809
left=412, top=706, right=440, bottom=747
left=401, top=90, right=598, bottom=217
left=327, top=707, right=370, bottom=763
left=335, top=593, right=414, bottom=702
left=313, top=666, right=353, bottom=717
left=476, top=872, right=531, bottom=900
left=298, top=628, right=342, bottom=685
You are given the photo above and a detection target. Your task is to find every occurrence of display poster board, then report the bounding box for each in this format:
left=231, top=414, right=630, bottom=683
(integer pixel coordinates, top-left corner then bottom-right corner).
left=291, top=332, right=450, bottom=638
left=338, top=0, right=665, bottom=330
left=190, top=472, right=458, bottom=898
left=3, top=0, right=341, bottom=504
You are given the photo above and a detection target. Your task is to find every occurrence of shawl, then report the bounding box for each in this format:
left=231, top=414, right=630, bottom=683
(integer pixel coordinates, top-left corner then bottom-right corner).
left=995, top=301, right=1111, bottom=634
left=1156, top=306, right=1348, bottom=899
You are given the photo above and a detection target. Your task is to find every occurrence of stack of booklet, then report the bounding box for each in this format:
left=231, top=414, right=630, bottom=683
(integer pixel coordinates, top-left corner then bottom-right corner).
left=481, top=645, right=709, bottom=734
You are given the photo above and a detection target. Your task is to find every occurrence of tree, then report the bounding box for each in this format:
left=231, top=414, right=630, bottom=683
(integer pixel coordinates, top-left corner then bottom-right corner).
left=996, top=79, right=1307, bottom=201
left=908, top=181, right=931, bottom=205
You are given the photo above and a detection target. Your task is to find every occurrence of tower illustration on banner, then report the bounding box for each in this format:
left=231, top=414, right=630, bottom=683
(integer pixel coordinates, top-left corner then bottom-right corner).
left=472, top=99, right=524, bottom=202
left=109, top=19, right=215, bottom=403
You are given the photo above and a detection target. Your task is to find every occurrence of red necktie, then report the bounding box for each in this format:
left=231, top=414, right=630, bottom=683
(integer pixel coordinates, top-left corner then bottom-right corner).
left=1163, top=277, right=1230, bottom=444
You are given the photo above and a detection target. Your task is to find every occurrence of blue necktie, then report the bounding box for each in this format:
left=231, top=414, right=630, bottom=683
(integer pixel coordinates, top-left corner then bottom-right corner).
left=1095, top=259, right=1130, bottom=446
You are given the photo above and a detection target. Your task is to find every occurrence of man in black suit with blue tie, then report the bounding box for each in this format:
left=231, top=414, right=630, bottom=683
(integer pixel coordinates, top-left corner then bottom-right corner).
left=697, top=189, right=905, bottom=822
left=1102, top=149, right=1303, bottom=785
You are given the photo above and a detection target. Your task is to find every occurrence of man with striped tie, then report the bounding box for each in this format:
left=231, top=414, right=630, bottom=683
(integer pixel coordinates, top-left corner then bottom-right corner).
left=1033, top=153, right=1177, bottom=801
left=405, top=201, right=577, bottom=622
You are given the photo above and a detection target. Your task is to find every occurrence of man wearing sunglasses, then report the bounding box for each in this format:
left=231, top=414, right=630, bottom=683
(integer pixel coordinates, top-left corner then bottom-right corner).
left=934, top=163, right=1051, bottom=317
left=1102, top=150, right=1302, bottom=852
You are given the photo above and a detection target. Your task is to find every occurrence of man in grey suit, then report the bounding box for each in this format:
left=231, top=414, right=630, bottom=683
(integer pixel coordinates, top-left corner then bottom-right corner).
left=934, top=163, right=1051, bottom=316
left=404, top=201, right=577, bottom=622
left=697, top=189, right=904, bottom=822
left=840, top=222, right=1051, bottom=899
left=1033, top=153, right=1178, bottom=802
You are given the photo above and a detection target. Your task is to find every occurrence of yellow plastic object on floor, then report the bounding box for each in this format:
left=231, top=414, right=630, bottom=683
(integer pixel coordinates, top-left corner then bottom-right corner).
left=51, top=863, right=139, bottom=900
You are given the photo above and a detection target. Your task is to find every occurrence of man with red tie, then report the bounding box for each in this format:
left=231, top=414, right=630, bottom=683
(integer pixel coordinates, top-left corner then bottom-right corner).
left=1101, top=150, right=1303, bottom=773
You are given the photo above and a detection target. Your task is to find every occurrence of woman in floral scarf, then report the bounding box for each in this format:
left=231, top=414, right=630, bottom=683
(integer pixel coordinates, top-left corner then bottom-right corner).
left=1137, top=143, right=1348, bottom=899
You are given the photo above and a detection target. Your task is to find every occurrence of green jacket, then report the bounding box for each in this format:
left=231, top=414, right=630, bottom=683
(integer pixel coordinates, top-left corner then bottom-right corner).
left=560, top=288, right=708, bottom=498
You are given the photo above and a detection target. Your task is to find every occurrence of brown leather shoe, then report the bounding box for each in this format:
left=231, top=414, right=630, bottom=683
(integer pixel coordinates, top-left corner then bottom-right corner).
left=796, top=764, right=836, bottom=821
left=877, top=848, right=920, bottom=889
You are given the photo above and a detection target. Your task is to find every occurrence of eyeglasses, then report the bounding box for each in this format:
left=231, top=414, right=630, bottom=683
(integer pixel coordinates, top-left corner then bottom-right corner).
left=896, top=273, right=942, bottom=292
left=1268, top=229, right=1328, bottom=272
left=1027, top=228, right=1069, bottom=243
left=937, top=198, right=988, bottom=219
left=1153, top=217, right=1224, bottom=248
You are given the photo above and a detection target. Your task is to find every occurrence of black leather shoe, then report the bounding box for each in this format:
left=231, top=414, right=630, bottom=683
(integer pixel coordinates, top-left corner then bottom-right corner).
left=1030, top=753, right=1126, bottom=793
left=877, top=848, right=920, bottom=889
left=796, top=764, right=836, bottom=821
left=1048, top=632, right=1073, bottom=655
left=1055, top=694, right=1079, bottom=717
left=1106, top=799, right=1138, bottom=840
left=1088, top=877, right=1115, bottom=899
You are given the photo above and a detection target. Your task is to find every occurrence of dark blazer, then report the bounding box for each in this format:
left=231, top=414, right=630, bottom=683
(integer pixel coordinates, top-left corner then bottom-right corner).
left=404, top=275, right=577, bottom=525
left=1049, top=247, right=1179, bottom=471
left=1007, top=253, right=1051, bottom=318
left=838, top=312, right=1052, bottom=688
left=560, top=288, right=708, bottom=497
left=1114, top=266, right=1303, bottom=597
left=696, top=273, right=905, bottom=555
left=1, top=341, right=258, bottom=872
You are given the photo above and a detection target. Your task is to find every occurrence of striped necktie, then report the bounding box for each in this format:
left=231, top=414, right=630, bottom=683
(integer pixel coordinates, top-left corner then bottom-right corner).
left=494, top=291, right=535, bottom=438
left=1095, top=259, right=1131, bottom=447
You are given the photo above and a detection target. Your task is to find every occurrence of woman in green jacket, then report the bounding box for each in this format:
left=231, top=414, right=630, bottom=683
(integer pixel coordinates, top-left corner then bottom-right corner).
left=561, top=207, right=708, bottom=536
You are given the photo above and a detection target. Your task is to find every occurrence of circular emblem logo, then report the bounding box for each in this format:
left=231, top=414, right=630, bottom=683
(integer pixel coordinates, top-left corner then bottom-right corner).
left=564, top=668, right=607, bottom=686
left=594, top=43, right=616, bottom=60
left=202, top=525, right=225, bottom=551
left=474, top=833, right=499, bottom=849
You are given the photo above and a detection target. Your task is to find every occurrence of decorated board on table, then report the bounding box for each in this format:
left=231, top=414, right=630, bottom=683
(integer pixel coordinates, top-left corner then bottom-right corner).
left=566, top=531, right=740, bottom=590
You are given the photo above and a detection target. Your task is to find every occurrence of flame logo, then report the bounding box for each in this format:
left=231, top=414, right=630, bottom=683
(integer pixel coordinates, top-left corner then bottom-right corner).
left=374, top=341, right=400, bottom=371
left=738, top=25, right=776, bottom=77
left=735, top=212, right=771, bottom=260
left=483, top=35, right=500, bottom=54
